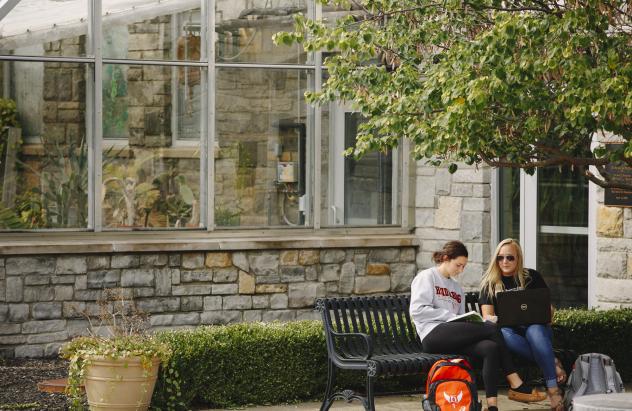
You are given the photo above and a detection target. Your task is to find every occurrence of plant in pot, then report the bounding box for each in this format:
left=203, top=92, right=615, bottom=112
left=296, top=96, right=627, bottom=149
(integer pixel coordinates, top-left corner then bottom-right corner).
left=60, top=289, right=172, bottom=411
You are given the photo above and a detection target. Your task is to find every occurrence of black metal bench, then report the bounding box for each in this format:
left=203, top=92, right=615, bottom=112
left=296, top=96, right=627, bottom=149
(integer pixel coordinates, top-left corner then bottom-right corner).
left=315, top=294, right=459, bottom=411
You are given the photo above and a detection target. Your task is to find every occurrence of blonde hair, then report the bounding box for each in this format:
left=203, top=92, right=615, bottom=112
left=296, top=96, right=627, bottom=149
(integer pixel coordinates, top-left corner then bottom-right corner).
left=480, top=238, right=531, bottom=298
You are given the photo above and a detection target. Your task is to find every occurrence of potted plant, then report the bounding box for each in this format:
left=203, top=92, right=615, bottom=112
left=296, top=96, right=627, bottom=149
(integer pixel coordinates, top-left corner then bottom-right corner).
left=60, top=289, right=172, bottom=411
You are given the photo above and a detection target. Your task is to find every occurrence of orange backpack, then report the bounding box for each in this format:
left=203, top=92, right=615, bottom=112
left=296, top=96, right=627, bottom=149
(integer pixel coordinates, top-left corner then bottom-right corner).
left=422, top=358, right=481, bottom=411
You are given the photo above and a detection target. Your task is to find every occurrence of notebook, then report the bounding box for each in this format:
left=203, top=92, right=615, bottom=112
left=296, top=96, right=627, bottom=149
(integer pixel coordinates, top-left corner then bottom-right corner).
left=496, top=288, right=551, bottom=326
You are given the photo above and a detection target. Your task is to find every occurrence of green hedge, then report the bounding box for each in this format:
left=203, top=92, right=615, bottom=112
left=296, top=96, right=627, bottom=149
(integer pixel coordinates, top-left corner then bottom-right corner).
left=151, top=308, right=632, bottom=409
left=553, top=307, right=632, bottom=382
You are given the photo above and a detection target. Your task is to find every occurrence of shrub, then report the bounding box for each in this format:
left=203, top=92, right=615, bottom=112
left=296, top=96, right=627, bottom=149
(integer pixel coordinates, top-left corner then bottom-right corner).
left=553, top=308, right=632, bottom=382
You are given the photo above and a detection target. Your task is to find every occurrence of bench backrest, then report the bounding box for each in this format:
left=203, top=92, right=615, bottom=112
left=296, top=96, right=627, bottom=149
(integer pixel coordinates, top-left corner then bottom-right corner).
left=316, top=295, right=422, bottom=356
left=464, top=292, right=480, bottom=313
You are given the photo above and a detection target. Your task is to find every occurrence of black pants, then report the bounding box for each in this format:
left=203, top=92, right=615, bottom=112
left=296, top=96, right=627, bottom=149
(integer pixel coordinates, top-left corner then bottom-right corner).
left=422, top=322, right=517, bottom=397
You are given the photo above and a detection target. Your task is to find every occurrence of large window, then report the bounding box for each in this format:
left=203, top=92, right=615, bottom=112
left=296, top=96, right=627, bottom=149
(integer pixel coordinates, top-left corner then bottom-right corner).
left=0, top=0, right=407, bottom=232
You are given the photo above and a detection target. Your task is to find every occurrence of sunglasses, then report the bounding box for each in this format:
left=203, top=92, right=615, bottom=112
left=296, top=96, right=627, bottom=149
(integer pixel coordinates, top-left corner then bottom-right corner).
left=496, top=255, right=516, bottom=262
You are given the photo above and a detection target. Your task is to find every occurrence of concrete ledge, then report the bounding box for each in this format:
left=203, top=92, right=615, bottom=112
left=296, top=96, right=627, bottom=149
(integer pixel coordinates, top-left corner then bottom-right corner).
left=0, top=230, right=418, bottom=255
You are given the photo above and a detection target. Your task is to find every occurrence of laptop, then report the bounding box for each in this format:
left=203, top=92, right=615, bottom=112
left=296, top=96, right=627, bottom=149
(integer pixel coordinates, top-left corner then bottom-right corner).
left=496, top=288, right=551, bottom=326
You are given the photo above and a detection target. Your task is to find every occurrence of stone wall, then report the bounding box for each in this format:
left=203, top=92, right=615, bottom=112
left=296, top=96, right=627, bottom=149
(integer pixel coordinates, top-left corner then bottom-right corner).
left=0, top=246, right=417, bottom=358
left=414, top=162, right=492, bottom=291
left=594, top=186, right=632, bottom=308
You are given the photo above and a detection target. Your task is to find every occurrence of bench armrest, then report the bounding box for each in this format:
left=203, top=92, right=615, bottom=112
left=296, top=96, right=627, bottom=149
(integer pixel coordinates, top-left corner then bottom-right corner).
left=329, top=329, right=374, bottom=360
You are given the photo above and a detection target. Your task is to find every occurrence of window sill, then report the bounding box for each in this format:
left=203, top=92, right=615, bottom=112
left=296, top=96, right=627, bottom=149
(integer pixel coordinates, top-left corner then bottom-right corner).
left=0, top=228, right=417, bottom=255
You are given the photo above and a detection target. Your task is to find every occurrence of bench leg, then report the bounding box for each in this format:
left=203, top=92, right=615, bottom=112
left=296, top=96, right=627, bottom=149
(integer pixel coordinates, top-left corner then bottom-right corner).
left=320, top=360, right=336, bottom=411
left=364, top=374, right=376, bottom=411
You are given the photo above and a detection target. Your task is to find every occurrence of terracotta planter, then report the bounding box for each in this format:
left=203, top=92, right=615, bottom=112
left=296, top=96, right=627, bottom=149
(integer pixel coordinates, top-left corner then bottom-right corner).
left=84, top=355, right=160, bottom=411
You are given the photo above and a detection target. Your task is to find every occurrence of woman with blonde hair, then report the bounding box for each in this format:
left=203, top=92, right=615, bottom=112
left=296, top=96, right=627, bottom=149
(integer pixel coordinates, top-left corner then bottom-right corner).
left=479, top=238, right=566, bottom=411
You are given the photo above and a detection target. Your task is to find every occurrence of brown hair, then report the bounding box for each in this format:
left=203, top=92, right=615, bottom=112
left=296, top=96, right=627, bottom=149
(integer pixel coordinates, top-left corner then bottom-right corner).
left=432, top=241, right=469, bottom=264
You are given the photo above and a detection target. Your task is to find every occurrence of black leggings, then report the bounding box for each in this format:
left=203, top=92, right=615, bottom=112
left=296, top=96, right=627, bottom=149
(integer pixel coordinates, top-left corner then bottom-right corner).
left=422, top=322, right=517, bottom=397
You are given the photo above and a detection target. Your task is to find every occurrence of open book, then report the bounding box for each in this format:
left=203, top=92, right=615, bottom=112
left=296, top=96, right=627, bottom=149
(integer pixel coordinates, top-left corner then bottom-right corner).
left=447, top=311, right=484, bottom=323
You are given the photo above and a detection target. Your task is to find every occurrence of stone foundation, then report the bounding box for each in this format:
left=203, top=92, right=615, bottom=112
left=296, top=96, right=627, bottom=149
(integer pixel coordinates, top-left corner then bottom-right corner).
left=0, top=246, right=417, bottom=358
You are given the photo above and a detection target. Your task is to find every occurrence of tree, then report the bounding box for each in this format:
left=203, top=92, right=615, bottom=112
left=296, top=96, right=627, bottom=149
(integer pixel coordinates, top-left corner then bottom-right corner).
left=275, top=0, right=632, bottom=189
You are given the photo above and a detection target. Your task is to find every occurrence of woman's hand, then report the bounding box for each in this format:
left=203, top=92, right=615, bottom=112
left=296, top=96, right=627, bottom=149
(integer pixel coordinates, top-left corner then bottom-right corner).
left=481, top=304, right=497, bottom=323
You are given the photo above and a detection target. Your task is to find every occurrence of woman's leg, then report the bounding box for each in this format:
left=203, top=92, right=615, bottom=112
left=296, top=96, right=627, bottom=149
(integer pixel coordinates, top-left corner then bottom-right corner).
left=524, top=324, right=557, bottom=389
left=501, top=326, right=536, bottom=362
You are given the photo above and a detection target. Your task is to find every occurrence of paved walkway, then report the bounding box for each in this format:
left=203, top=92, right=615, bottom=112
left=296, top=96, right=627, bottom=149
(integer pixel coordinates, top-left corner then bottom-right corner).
left=212, top=388, right=552, bottom=410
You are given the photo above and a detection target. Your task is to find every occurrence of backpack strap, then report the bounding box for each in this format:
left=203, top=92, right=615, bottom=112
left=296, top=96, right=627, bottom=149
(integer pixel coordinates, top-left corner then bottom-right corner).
left=574, top=354, right=592, bottom=398
left=602, top=357, right=620, bottom=393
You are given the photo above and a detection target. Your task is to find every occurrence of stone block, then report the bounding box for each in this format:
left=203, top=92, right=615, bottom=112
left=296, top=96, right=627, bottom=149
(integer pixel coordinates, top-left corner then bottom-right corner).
left=435, top=168, right=452, bottom=195
left=326, top=282, right=338, bottom=293
left=74, top=290, right=102, bottom=301
left=87, top=270, right=120, bottom=289
left=171, top=269, right=181, bottom=285
left=598, top=206, right=624, bottom=237
left=22, top=320, right=66, bottom=334
left=54, top=286, right=74, bottom=301
left=320, top=249, right=346, bottom=264
left=400, top=248, right=416, bottom=262
left=298, top=250, right=319, bottom=265
left=252, top=295, right=269, bottom=309
left=452, top=183, right=473, bottom=197
left=232, top=252, right=249, bottom=272
left=172, top=284, right=212, bottom=295
left=0, top=323, right=21, bottom=334
left=136, top=298, right=180, bottom=313
left=338, top=262, right=355, bottom=294
left=200, top=310, right=241, bottom=325
left=6, top=277, right=23, bottom=302
left=367, top=263, right=390, bottom=276
left=155, top=267, right=173, bottom=296
left=181, top=270, right=213, bottom=282
left=244, top=310, right=262, bottom=322
left=239, top=271, right=255, bottom=294
left=280, top=266, right=305, bottom=282
left=5, top=257, right=55, bottom=276
left=262, top=310, right=295, bottom=322
left=181, top=296, right=203, bottom=311
left=25, top=275, right=50, bottom=286
left=305, top=266, right=318, bottom=281
left=0, top=304, right=6, bottom=322
left=270, top=293, right=288, bottom=309
left=169, top=253, right=181, bottom=267
left=390, top=263, right=416, bottom=292
left=0, top=334, right=26, bottom=344
left=111, top=255, right=140, bottom=269
left=435, top=197, right=462, bottom=229
left=55, top=256, right=87, bottom=274
left=45, top=342, right=64, bottom=357
left=26, top=331, right=68, bottom=344
left=296, top=310, right=320, bottom=321
left=24, top=286, right=54, bottom=302
left=182, top=254, right=204, bottom=270
left=248, top=253, right=279, bottom=275
left=223, top=295, right=252, bottom=310
left=452, top=168, right=490, bottom=184
left=15, top=345, right=44, bottom=358
left=212, top=284, right=238, bottom=295
left=214, top=267, right=238, bottom=283
left=150, top=315, right=173, bottom=326
left=354, top=276, right=391, bottom=294
left=415, top=209, right=434, bottom=228
left=288, top=282, right=325, bottom=308
left=205, top=252, right=232, bottom=268
left=472, top=184, right=491, bottom=197
left=140, top=254, right=168, bottom=267
left=133, top=287, right=155, bottom=298
left=368, top=248, right=400, bottom=263
left=32, top=302, right=62, bottom=320
left=9, top=304, right=29, bottom=322
left=51, top=275, right=76, bottom=285
left=203, top=296, right=222, bottom=311
left=597, top=252, right=627, bottom=278
left=280, top=250, right=298, bottom=266
left=87, top=255, right=110, bottom=270
left=463, top=197, right=490, bottom=212
left=172, top=312, right=200, bottom=325
left=354, top=254, right=367, bottom=275
left=318, top=264, right=339, bottom=282
left=415, top=177, right=436, bottom=208
left=255, top=284, right=287, bottom=294
left=75, top=275, right=87, bottom=290
left=121, top=269, right=154, bottom=287
left=461, top=212, right=490, bottom=242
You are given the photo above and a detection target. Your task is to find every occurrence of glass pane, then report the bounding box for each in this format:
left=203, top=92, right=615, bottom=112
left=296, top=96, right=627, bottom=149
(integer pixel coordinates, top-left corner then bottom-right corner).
left=0, top=0, right=88, bottom=57
left=537, top=166, right=589, bottom=308
left=101, top=64, right=202, bottom=229
left=102, top=0, right=203, bottom=61
left=215, top=68, right=311, bottom=228
left=0, top=62, right=90, bottom=229
left=321, top=104, right=401, bottom=226
left=215, top=0, right=308, bottom=64
left=498, top=167, right=520, bottom=240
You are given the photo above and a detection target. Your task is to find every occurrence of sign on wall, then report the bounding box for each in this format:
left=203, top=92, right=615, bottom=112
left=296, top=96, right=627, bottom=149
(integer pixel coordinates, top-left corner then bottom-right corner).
left=604, top=143, right=632, bottom=207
